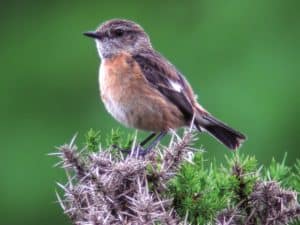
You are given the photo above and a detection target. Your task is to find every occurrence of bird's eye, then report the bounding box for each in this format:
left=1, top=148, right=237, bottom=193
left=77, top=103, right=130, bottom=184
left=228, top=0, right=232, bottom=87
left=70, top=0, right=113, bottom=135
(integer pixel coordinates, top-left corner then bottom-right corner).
left=114, top=29, right=124, bottom=37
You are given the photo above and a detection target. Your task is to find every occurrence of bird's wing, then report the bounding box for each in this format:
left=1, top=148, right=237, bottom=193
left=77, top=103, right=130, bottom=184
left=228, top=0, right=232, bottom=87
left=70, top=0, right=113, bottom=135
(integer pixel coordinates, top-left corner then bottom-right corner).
left=133, top=51, right=195, bottom=121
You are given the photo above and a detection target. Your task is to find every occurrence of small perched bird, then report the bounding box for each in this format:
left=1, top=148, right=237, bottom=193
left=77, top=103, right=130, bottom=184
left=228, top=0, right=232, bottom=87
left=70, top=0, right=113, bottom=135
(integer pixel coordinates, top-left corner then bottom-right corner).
left=84, top=19, right=246, bottom=154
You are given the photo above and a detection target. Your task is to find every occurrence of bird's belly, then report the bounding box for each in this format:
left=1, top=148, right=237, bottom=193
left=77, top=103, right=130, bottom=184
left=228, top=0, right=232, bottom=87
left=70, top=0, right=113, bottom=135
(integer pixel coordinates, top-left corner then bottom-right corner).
left=101, top=90, right=186, bottom=132
left=101, top=88, right=163, bottom=131
left=101, top=93, right=131, bottom=127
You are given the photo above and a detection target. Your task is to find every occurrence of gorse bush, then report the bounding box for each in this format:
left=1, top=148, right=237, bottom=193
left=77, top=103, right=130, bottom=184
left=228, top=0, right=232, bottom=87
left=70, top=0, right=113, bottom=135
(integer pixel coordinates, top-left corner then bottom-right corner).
left=53, top=129, right=300, bottom=225
left=168, top=153, right=259, bottom=224
left=169, top=151, right=300, bottom=225
left=265, top=154, right=300, bottom=194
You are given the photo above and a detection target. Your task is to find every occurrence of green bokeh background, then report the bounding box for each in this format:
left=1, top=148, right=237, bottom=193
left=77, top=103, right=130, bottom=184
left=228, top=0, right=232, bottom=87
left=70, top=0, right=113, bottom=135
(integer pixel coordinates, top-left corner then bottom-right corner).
left=1, top=1, right=299, bottom=224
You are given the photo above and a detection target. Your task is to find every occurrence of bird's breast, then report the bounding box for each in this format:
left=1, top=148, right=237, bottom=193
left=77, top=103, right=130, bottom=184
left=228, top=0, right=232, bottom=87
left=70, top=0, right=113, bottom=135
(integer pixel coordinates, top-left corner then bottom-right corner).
left=98, top=53, right=142, bottom=127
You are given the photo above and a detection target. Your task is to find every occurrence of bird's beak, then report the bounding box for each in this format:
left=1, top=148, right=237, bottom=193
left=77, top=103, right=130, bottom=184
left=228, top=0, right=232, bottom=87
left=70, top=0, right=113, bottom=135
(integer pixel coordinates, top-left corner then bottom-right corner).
left=83, top=31, right=100, bottom=39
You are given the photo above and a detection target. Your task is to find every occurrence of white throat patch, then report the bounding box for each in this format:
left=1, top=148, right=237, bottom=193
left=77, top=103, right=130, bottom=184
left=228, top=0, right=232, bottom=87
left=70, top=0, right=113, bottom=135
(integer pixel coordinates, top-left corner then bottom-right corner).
left=95, top=40, right=103, bottom=59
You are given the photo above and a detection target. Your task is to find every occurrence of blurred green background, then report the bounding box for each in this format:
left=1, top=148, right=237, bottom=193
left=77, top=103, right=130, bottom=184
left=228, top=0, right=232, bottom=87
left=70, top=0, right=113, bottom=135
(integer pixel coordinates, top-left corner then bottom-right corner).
left=0, top=0, right=299, bottom=224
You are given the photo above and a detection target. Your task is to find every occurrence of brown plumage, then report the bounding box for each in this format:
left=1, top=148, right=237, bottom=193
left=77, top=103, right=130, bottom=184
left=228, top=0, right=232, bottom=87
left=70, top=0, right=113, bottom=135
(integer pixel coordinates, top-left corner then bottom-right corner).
left=84, top=19, right=246, bottom=151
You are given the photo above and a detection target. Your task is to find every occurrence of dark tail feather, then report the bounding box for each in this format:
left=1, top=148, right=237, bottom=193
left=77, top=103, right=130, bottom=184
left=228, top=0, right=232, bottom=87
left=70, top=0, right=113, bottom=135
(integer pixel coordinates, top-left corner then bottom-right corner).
left=196, top=114, right=246, bottom=150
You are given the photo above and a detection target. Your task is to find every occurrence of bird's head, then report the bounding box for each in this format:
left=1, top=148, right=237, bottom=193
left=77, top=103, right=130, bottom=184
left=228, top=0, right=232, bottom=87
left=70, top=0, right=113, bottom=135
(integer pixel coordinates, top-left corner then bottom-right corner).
left=84, top=19, right=152, bottom=59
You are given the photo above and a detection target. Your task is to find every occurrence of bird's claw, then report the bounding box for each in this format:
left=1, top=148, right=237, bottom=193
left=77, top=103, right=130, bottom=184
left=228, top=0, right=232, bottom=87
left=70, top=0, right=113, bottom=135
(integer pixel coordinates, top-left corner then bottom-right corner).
left=119, top=145, right=151, bottom=157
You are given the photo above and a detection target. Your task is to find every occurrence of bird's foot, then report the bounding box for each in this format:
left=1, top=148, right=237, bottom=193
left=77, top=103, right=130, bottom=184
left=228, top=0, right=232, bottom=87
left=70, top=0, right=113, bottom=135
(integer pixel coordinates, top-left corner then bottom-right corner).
left=119, top=145, right=153, bottom=157
left=112, top=132, right=166, bottom=157
left=111, top=144, right=135, bottom=156
left=130, top=145, right=149, bottom=157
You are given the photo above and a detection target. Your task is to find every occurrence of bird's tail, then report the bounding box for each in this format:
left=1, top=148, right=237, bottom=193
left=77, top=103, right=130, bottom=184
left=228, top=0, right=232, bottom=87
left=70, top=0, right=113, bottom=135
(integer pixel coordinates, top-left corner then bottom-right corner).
left=195, top=113, right=246, bottom=150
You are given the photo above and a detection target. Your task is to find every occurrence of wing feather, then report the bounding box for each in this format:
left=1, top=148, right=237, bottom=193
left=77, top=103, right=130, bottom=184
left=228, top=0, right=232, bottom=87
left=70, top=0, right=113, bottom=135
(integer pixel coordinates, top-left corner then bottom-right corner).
left=133, top=51, right=195, bottom=121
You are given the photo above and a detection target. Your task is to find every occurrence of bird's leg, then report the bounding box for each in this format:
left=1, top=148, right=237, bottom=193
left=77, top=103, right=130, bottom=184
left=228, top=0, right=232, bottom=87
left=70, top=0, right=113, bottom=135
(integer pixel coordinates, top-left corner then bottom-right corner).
left=139, top=132, right=167, bottom=156
left=140, top=132, right=157, bottom=146
left=120, top=132, right=156, bottom=154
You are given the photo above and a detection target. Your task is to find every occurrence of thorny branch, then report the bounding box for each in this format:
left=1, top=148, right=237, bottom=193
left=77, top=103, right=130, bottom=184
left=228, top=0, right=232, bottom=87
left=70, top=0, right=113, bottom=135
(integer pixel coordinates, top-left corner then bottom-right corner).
left=52, top=130, right=300, bottom=225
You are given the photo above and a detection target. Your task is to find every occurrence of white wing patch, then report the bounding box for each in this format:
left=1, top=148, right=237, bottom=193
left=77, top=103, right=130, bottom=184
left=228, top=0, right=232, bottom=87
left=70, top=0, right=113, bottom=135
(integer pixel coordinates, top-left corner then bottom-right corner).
left=169, top=80, right=183, bottom=92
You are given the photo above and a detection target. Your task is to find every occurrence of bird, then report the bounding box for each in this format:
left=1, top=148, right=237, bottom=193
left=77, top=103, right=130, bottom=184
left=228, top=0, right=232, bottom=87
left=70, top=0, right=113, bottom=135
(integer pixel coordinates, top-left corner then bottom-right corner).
left=83, top=19, right=246, bottom=155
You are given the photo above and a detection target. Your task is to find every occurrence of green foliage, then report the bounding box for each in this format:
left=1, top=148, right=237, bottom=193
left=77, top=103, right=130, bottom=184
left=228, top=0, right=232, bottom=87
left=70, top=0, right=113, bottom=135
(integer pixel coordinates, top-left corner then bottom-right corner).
left=105, top=128, right=134, bottom=150
left=168, top=151, right=299, bottom=225
left=265, top=153, right=291, bottom=186
left=224, top=153, right=258, bottom=204
left=293, top=159, right=300, bottom=193
left=85, top=129, right=101, bottom=151
left=169, top=154, right=219, bottom=224
left=264, top=153, right=300, bottom=198
left=85, top=128, right=134, bottom=156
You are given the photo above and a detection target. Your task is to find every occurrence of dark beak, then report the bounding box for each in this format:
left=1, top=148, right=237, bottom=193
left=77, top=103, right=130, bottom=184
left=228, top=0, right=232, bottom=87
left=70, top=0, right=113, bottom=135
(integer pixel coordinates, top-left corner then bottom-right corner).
left=83, top=31, right=100, bottom=39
